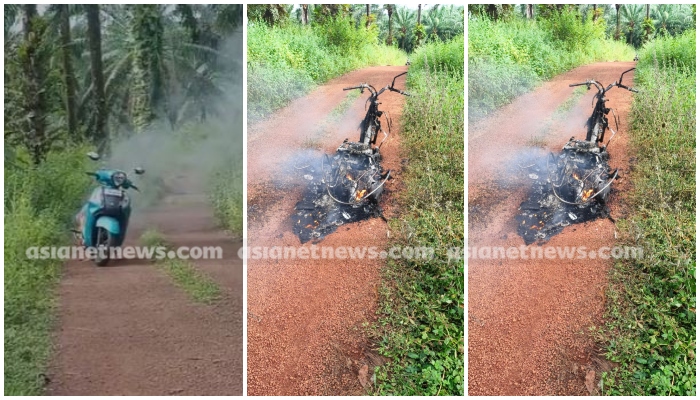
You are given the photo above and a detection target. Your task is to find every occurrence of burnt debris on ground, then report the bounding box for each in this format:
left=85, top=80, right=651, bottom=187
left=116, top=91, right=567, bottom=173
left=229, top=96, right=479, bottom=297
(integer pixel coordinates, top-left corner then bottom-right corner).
left=292, top=141, right=390, bottom=243
left=516, top=139, right=617, bottom=245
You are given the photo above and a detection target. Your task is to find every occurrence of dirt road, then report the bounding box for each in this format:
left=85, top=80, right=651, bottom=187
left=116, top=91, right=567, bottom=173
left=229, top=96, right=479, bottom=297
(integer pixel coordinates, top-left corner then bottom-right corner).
left=46, top=184, right=243, bottom=395
left=247, top=66, right=408, bottom=395
left=468, top=62, right=636, bottom=395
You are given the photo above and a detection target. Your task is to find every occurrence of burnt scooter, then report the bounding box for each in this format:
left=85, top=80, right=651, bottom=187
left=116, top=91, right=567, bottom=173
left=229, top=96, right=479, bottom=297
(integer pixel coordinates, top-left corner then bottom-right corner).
left=292, top=72, right=410, bottom=242
left=517, top=68, right=638, bottom=244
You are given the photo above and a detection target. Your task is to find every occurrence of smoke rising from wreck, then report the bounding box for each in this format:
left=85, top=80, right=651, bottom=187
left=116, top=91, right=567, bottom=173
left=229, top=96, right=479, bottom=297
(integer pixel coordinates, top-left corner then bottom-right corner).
left=105, top=31, right=243, bottom=208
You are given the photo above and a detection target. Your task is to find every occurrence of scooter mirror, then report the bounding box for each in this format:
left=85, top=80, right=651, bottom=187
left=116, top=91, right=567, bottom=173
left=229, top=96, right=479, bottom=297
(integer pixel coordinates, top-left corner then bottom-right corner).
left=87, top=152, right=100, bottom=161
left=134, top=167, right=145, bottom=175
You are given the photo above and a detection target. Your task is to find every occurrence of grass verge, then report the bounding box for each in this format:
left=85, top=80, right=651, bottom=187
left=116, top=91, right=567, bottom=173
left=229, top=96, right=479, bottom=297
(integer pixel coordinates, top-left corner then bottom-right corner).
left=140, top=229, right=221, bottom=304
left=4, top=146, right=92, bottom=395
left=599, top=30, right=696, bottom=395
left=372, top=36, right=464, bottom=395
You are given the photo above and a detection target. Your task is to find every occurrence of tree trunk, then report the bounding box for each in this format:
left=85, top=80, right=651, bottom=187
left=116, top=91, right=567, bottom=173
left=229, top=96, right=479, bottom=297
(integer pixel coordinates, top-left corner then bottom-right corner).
left=302, top=4, right=309, bottom=25
left=417, top=4, right=422, bottom=25
left=615, top=4, right=621, bottom=40
left=366, top=4, right=370, bottom=28
left=526, top=4, right=533, bottom=19
left=86, top=5, right=108, bottom=152
left=22, top=5, right=48, bottom=164
left=593, top=4, right=598, bottom=21
left=59, top=4, right=78, bottom=138
left=646, top=4, right=650, bottom=19
left=130, top=5, right=164, bottom=132
left=387, top=5, right=393, bottom=45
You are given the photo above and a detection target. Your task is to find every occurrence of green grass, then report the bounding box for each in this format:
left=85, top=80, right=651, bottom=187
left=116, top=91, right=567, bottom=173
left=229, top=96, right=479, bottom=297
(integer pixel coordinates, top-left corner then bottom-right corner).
left=468, top=13, right=635, bottom=123
left=4, top=145, right=93, bottom=395
left=599, top=30, right=696, bottom=395
left=247, top=20, right=406, bottom=121
left=139, top=230, right=221, bottom=304
left=372, top=37, right=464, bottom=395
left=209, top=156, right=244, bottom=237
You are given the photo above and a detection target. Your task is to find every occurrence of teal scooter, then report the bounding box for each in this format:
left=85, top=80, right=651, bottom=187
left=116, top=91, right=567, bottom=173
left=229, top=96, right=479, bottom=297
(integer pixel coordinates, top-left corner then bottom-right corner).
left=74, top=152, right=145, bottom=266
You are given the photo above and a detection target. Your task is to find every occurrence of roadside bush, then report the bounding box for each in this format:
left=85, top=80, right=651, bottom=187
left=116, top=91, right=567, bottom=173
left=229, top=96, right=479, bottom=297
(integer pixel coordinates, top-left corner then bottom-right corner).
left=468, top=16, right=635, bottom=122
left=374, top=36, right=464, bottom=396
left=602, top=31, right=696, bottom=396
left=209, top=156, right=244, bottom=237
left=4, top=145, right=92, bottom=395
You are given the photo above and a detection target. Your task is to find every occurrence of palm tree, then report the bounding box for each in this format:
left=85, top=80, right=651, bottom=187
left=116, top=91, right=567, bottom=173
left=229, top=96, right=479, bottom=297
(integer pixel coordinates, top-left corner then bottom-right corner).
left=129, top=5, right=165, bottom=131
left=620, top=4, right=645, bottom=47
left=22, top=4, right=49, bottom=164
left=385, top=4, right=394, bottom=45
left=393, top=6, right=416, bottom=53
left=302, top=4, right=309, bottom=25
left=615, top=4, right=621, bottom=40
left=58, top=4, right=78, bottom=137
left=86, top=5, right=108, bottom=150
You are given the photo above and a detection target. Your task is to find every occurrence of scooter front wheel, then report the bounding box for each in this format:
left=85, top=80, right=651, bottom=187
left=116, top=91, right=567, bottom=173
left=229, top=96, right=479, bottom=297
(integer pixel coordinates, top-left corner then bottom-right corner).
left=94, top=227, right=117, bottom=267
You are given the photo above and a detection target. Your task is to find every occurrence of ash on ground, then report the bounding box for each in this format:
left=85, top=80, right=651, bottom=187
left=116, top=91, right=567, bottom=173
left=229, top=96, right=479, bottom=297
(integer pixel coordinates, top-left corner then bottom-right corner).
left=292, top=142, right=388, bottom=243
left=516, top=140, right=616, bottom=245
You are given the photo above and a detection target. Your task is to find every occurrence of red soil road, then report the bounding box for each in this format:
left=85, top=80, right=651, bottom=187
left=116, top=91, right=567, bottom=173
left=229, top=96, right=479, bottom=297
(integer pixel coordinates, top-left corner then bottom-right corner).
left=247, top=66, right=408, bottom=395
left=46, top=186, right=243, bottom=395
left=468, top=62, right=637, bottom=395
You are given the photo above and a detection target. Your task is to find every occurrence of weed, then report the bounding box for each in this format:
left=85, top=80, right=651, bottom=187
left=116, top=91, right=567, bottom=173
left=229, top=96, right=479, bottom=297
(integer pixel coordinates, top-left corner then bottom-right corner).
left=372, top=37, right=464, bottom=396
left=4, top=145, right=93, bottom=395
left=139, top=231, right=221, bottom=304
left=600, top=31, right=696, bottom=395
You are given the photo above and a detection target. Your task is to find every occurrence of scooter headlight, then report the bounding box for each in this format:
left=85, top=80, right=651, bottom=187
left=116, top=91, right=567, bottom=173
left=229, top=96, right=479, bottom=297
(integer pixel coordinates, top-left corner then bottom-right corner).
left=112, top=171, right=127, bottom=187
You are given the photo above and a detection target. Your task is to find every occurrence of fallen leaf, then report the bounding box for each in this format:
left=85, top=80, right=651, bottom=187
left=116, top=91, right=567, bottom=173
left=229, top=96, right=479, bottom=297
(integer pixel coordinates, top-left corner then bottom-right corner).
left=358, top=364, right=369, bottom=387
left=585, top=370, right=596, bottom=394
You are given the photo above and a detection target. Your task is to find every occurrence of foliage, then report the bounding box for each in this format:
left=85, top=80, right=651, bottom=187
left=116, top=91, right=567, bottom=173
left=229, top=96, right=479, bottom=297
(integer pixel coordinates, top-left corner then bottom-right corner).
left=468, top=16, right=635, bottom=122
left=4, top=145, right=93, bottom=395
left=4, top=5, right=244, bottom=151
left=247, top=19, right=406, bottom=120
left=601, top=30, right=696, bottom=396
left=247, top=4, right=292, bottom=27
left=209, top=155, right=244, bottom=237
left=373, top=36, right=464, bottom=395
left=603, top=4, right=695, bottom=48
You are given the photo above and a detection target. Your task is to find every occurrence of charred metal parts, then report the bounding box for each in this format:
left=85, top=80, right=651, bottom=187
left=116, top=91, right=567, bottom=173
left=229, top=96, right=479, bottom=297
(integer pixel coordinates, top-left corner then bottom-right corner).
left=292, top=148, right=389, bottom=243
left=516, top=145, right=615, bottom=244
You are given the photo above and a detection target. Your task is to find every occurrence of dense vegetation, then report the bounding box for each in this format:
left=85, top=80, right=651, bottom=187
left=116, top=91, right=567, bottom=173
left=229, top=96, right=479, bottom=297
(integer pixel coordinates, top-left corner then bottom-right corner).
left=4, top=5, right=242, bottom=395
left=601, top=30, right=696, bottom=395
left=373, top=36, right=464, bottom=395
left=468, top=7, right=635, bottom=122
left=247, top=4, right=463, bottom=120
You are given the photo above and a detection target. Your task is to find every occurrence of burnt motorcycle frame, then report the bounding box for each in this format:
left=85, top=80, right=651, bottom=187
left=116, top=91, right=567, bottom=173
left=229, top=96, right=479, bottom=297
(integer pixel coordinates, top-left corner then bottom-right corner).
left=548, top=67, right=638, bottom=206
left=343, top=71, right=411, bottom=147
left=568, top=67, right=638, bottom=147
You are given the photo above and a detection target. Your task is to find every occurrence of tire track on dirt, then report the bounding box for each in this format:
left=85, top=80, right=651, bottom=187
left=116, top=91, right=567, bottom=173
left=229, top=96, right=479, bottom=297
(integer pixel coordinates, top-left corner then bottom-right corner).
left=47, top=184, right=243, bottom=395
left=468, top=62, right=636, bottom=395
left=247, top=66, right=408, bottom=395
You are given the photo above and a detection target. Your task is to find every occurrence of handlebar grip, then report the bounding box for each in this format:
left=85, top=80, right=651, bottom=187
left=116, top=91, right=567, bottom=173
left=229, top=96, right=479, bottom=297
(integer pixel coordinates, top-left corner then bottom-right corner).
left=629, top=88, right=639, bottom=93
left=569, top=82, right=587, bottom=87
